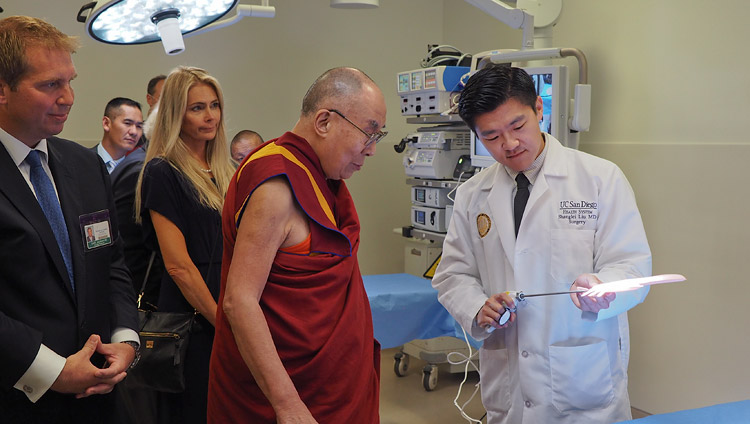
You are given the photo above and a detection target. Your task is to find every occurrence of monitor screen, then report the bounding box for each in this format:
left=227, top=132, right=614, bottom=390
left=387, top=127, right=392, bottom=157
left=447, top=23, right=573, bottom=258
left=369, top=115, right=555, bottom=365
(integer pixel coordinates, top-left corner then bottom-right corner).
left=470, top=65, right=569, bottom=168
left=414, top=209, right=426, bottom=225
left=397, top=73, right=410, bottom=93
left=415, top=188, right=426, bottom=203
left=533, top=71, right=553, bottom=135
left=411, top=70, right=423, bottom=91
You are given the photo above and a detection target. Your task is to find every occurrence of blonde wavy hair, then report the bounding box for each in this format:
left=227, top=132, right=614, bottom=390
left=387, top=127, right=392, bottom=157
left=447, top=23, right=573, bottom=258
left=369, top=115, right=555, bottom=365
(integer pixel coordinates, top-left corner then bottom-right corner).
left=135, top=66, right=234, bottom=221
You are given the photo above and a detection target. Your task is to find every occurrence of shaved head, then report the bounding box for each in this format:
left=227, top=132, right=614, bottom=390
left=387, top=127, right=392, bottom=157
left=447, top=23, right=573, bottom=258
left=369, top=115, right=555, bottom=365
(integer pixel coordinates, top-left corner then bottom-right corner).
left=301, top=67, right=376, bottom=116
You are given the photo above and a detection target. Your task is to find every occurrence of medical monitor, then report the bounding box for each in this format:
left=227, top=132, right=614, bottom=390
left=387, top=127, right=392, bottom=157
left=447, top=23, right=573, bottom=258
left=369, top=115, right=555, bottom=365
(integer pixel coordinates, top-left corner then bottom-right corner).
left=470, top=65, right=569, bottom=168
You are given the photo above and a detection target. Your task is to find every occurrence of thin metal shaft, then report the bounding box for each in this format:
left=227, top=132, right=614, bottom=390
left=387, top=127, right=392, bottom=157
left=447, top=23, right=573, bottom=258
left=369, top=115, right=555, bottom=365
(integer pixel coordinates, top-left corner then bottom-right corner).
left=519, top=290, right=586, bottom=300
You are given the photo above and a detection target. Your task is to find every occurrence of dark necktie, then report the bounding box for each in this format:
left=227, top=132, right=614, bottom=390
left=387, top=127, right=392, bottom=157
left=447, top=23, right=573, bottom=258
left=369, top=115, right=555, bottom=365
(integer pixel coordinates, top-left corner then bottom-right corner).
left=26, top=150, right=75, bottom=291
left=514, top=173, right=531, bottom=238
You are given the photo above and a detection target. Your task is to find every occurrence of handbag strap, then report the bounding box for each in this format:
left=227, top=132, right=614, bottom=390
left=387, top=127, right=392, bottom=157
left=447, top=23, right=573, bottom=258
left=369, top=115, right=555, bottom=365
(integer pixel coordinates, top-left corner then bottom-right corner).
left=137, top=251, right=157, bottom=309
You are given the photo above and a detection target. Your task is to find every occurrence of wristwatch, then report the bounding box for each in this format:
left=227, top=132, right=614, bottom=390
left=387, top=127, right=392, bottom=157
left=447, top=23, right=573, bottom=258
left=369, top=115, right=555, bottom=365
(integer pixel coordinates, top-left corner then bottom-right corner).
left=120, top=341, right=141, bottom=369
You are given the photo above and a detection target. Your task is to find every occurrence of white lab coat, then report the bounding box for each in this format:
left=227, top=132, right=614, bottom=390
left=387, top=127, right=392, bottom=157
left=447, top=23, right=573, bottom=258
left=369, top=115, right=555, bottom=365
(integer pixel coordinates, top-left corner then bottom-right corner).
left=433, top=135, right=652, bottom=424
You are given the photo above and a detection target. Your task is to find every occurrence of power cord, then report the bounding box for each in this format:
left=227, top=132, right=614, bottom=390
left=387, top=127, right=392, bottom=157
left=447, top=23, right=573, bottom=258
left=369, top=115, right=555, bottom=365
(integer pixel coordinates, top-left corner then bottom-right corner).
left=421, top=44, right=472, bottom=68
left=440, top=92, right=463, bottom=116
left=447, top=171, right=465, bottom=203
left=446, top=325, right=484, bottom=423
left=421, top=45, right=462, bottom=68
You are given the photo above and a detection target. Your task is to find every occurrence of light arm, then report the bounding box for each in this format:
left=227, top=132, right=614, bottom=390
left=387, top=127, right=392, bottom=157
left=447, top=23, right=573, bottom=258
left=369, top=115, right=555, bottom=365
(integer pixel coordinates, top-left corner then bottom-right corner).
left=186, top=3, right=276, bottom=39
left=464, top=0, right=535, bottom=49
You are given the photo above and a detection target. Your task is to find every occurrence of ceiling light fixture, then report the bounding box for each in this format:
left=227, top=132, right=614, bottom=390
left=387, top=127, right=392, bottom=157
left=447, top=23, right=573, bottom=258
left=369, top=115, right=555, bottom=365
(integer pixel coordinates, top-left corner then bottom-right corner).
left=77, top=0, right=275, bottom=55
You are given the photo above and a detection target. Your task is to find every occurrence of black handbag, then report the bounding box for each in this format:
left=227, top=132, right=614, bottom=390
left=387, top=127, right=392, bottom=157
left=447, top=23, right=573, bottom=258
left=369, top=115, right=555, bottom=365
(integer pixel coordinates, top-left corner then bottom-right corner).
left=127, top=252, right=197, bottom=393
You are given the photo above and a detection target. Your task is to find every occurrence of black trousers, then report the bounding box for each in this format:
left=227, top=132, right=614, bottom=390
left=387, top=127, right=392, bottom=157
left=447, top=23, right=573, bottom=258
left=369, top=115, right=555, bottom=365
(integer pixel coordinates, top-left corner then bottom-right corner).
left=0, top=387, right=115, bottom=424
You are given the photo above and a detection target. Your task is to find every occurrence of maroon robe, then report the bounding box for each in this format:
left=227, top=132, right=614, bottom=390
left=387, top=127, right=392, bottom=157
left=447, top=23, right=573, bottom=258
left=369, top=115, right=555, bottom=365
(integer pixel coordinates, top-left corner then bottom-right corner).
left=208, top=132, right=380, bottom=423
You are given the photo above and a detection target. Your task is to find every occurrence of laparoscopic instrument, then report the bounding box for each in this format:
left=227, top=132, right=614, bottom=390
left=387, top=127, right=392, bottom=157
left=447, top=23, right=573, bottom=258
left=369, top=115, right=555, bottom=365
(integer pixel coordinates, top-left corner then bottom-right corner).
left=493, top=274, right=687, bottom=326
left=495, top=289, right=585, bottom=325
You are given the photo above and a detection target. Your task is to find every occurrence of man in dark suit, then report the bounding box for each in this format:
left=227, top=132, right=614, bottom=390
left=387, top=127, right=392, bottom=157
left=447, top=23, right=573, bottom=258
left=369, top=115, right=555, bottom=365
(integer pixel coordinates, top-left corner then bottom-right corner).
left=91, top=97, right=144, bottom=174
left=0, top=16, right=139, bottom=423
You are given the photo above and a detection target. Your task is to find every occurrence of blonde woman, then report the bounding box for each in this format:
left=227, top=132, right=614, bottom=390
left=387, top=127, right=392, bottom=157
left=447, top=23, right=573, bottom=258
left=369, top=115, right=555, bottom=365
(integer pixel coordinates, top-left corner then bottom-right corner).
left=135, top=66, right=234, bottom=424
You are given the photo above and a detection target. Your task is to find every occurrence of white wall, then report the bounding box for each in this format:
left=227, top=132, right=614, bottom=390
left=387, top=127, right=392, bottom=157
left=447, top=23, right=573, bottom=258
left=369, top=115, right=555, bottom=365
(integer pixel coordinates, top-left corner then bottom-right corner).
left=5, top=0, right=750, bottom=415
left=1, top=0, right=445, bottom=276
left=445, top=0, right=750, bottom=414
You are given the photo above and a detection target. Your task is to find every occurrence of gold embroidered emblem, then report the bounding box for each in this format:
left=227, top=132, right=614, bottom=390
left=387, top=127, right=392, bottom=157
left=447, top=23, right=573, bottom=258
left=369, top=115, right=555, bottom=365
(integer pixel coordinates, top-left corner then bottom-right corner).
left=476, top=213, right=491, bottom=238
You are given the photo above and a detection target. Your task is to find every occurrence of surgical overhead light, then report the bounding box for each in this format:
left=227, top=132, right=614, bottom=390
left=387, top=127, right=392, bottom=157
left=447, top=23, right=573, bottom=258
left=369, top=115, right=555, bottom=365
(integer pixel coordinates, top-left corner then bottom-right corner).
left=151, top=8, right=184, bottom=55
left=77, top=0, right=275, bottom=55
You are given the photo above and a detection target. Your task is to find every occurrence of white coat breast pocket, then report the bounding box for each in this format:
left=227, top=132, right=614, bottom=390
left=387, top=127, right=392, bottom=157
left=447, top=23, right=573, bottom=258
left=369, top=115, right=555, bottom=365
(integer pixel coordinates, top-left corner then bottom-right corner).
left=550, top=229, right=594, bottom=284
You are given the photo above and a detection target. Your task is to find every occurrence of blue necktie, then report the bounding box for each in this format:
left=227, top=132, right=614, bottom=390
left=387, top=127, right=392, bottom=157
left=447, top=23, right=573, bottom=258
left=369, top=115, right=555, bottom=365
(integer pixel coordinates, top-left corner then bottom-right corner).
left=26, top=150, right=75, bottom=291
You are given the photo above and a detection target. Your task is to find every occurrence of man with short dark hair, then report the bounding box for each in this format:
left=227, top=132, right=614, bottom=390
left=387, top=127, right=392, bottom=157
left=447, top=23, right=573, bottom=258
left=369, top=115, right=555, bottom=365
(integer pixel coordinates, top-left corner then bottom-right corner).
left=432, top=64, right=652, bottom=423
left=208, top=67, right=386, bottom=423
left=0, top=16, right=139, bottom=422
left=93, top=97, right=143, bottom=173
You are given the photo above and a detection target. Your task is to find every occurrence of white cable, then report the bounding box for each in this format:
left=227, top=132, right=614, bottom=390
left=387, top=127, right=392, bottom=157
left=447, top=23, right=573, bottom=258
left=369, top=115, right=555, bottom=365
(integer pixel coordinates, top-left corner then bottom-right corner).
left=428, top=44, right=462, bottom=54
left=452, top=92, right=461, bottom=106
left=440, top=92, right=463, bottom=116
left=427, top=55, right=461, bottom=67
left=446, top=325, right=483, bottom=423
left=456, top=53, right=471, bottom=66
left=447, top=171, right=465, bottom=202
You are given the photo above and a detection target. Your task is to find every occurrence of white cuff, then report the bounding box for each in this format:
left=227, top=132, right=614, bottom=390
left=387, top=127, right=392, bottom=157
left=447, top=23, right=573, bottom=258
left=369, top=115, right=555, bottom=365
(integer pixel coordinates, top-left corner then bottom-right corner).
left=111, top=327, right=140, bottom=346
left=13, top=344, right=66, bottom=403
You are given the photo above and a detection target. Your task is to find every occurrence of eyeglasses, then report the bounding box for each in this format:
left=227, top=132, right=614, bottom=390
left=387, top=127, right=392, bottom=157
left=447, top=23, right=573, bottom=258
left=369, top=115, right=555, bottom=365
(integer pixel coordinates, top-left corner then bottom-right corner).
left=327, top=109, right=387, bottom=148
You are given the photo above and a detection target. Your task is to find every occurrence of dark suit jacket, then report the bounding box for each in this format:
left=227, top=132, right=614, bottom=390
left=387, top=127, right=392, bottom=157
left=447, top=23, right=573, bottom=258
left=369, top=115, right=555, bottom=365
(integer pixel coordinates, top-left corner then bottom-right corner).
left=0, top=137, right=138, bottom=421
left=110, top=146, right=163, bottom=307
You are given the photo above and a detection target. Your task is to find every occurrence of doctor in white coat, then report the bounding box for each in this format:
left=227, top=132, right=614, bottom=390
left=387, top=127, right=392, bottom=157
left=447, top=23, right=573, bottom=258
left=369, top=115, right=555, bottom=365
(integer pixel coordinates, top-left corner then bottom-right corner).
left=432, top=65, right=651, bottom=424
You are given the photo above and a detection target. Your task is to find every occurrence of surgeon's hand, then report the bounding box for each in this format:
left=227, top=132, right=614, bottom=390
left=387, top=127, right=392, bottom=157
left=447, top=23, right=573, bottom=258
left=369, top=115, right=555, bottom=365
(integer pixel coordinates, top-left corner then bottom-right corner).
left=477, top=292, right=517, bottom=331
left=570, top=273, right=616, bottom=313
